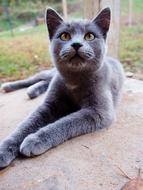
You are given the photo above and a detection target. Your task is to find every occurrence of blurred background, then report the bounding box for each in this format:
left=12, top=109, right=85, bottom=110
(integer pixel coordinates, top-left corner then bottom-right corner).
left=0, top=0, right=143, bottom=82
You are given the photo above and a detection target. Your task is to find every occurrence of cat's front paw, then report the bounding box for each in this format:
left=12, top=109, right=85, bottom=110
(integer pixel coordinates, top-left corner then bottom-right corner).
left=0, top=142, right=17, bottom=169
left=0, top=151, right=13, bottom=169
left=1, top=82, right=14, bottom=92
left=20, top=134, right=48, bottom=157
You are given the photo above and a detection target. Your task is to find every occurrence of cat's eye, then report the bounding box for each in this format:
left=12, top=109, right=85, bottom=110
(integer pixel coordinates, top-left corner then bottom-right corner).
left=60, top=32, right=71, bottom=41
left=84, top=33, right=95, bottom=41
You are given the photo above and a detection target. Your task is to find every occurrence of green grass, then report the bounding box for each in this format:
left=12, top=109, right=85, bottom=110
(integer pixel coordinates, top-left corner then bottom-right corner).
left=119, top=24, right=143, bottom=74
left=0, top=24, right=52, bottom=82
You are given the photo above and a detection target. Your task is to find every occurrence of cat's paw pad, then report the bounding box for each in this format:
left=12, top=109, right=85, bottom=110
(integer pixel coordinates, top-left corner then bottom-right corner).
left=1, top=83, right=13, bottom=92
left=20, top=134, right=45, bottom=157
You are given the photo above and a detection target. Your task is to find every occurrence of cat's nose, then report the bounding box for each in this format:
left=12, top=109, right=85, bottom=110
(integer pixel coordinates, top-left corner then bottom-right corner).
left=71, top=43, right=83, bottom=51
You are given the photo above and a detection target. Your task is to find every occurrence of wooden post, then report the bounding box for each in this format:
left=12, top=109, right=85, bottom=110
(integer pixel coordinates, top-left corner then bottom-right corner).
left=62, top=0, right=68, bottom=20
left=128, top=0, right=132, bottom=26
left=83, top=0, right=100, bottom=19
left=83, top=0, right=120, bottom=58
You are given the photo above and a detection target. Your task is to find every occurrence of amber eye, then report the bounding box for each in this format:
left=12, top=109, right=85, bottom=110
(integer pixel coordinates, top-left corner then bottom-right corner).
left=60, top=32, right=71, bottom=41
left=84, top=33, right=95, bottom=41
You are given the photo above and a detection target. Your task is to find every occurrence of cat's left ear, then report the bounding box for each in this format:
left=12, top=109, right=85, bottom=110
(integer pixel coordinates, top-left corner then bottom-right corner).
left=46, top=8, right=64, bottom=40
left=92, top=7, right=111, bottom=39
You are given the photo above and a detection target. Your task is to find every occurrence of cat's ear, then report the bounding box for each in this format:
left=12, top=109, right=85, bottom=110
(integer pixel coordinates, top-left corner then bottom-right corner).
left=92, top=7, right=111, bottom=39
left=46, top=8, right=64, bottom=40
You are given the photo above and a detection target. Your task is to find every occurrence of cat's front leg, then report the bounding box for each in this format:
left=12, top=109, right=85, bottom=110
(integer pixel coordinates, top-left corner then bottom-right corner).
left=20, top=108, right=114, bottom=157
left=0, top=102, right=66, bottom=169
left=0, top=74, right=73, bottom=169
left=0, top=105, right=51, bottom=169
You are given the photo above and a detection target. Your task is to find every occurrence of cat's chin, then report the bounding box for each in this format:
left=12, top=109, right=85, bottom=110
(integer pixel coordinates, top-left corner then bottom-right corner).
left=68, top=55, right=87, bottom=69
left=67, top=61, right=86, bottom=70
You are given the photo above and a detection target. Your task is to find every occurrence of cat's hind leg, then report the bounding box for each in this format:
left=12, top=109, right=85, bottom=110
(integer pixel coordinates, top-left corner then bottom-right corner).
left=1, top=74, right=43, bottom=92
left=1, top=68, right=56, bottom=93
left=27, top=80, right=49, bottom=99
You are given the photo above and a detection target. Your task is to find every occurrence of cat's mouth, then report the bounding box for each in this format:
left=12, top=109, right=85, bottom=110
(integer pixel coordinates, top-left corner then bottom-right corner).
left=69, top=53, right=85, bottom=62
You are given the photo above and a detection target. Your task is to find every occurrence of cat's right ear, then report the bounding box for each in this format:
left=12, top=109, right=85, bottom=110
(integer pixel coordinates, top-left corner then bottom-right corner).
left=92, top=8, right=111, bottom=39
left=46, top=8, right=64, bottom=40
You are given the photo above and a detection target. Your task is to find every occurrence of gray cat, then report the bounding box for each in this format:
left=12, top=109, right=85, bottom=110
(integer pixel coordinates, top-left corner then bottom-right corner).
left=0, top=7, right=124, bottom=169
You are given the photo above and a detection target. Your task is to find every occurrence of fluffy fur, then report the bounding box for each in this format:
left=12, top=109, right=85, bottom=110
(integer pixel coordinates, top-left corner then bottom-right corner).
left=0, top=7, right=124, bottom=169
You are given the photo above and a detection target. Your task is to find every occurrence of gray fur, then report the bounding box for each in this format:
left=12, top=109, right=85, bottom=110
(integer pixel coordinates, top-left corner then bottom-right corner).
left=1, top=68, right=55, bottom=98
left=0, top=7, right=124, bottom=169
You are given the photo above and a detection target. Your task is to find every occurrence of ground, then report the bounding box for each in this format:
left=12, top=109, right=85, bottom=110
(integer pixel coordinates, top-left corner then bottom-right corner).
left=0, top=78, right=143, bottom=190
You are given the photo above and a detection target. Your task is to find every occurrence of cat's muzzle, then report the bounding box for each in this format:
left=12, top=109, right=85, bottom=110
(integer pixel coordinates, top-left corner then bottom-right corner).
left=60, top=47, right=94, bottom=63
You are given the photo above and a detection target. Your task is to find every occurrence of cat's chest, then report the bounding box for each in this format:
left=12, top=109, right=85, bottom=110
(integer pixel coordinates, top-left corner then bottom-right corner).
left=66, top=83, right=94, bottom=105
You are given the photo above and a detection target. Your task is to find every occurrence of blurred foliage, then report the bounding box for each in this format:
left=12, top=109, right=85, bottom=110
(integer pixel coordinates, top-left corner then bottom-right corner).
left=121, top=0, right=143, bottom=16
left=0, top=0, right=80, bottom=31
left=120, top=0, right=143, bottom=79
left=0, top=0, right=61, bottom=6
left=0, top=0, right=143, bottom=81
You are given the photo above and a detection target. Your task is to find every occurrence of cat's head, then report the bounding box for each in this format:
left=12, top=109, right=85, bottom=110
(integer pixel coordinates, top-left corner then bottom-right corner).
left=46, top=8, right=111, bottom=73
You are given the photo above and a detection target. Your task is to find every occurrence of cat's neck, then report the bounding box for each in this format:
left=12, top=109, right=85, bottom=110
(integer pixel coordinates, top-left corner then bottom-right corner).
left=58, top=63, right=105, bottom=89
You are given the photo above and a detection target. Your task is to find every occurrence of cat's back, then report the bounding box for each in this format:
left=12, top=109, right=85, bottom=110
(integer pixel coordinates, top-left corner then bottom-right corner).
left=105, top=56, right=124, bottom=87
left=106, top=56, right=124, bottom=74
